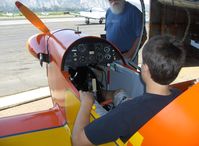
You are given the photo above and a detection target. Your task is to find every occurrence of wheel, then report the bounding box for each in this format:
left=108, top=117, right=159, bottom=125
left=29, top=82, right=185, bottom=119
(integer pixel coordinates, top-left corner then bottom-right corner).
left=99, top=19, right=103, bottom=24
left=85, top=18, right=90, bottom=25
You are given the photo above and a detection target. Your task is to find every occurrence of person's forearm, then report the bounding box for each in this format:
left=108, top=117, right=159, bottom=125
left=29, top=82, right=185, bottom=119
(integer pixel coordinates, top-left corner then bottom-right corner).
left=128, top=37, right=140, bottom=58
left=72, top=104, right=92, bottom=146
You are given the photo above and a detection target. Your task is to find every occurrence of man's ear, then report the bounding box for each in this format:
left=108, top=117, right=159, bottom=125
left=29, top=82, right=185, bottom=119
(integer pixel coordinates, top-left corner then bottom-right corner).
left=142, top=64, right=151, bottom=78
left=142, top=64, right=149, bottom=72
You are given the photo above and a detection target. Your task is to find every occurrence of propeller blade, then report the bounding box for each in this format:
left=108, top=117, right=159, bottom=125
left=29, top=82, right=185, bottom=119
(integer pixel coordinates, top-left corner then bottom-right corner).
left=15, top=1, right=50, bottom=33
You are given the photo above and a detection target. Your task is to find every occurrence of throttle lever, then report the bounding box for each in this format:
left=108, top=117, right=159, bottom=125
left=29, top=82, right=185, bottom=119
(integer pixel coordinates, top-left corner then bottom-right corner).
left=92, top=78, right=97, bottom=98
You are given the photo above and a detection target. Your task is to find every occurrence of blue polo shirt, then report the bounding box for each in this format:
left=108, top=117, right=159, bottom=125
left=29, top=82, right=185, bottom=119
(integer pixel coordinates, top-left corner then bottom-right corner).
left=105, top=2, right=142, bottom=53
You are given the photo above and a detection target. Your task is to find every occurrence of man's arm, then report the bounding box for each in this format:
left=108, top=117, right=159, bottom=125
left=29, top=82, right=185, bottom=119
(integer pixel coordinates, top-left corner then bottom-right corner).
left=123, top=37, right=140, bottom=59
left=72, top=91, right=94, bottom=146
left=124, top=29, right=147, bottom=59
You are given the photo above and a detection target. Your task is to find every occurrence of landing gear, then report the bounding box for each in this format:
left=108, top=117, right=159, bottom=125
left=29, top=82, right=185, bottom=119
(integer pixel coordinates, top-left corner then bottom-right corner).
left=85, top=18, right=90, bottom=25
left=99, top=18, right=103, bottom=24
left=85, top=18, right=103, bottom=24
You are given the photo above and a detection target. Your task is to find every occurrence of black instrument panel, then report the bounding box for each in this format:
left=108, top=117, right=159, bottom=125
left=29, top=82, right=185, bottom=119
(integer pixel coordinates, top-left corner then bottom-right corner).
left=62, top=37, right=121, bottom=70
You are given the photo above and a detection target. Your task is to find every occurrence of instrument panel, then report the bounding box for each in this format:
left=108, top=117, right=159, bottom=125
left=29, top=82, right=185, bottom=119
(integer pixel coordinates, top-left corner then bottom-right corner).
left=62, top=37, right=121, bottom=70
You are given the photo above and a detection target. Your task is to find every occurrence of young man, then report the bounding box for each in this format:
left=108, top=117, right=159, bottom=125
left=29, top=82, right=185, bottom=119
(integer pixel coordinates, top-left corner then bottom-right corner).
left=105, top=0, right=144, bottom=63
left=72, top=35, right=186, bottom=146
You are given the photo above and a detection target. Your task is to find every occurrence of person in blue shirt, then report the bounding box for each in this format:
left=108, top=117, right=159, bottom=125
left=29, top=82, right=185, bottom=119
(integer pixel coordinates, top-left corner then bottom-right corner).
left=72, top=35, right=186, bottom=146
left=105, top=0, right=144, bottom=63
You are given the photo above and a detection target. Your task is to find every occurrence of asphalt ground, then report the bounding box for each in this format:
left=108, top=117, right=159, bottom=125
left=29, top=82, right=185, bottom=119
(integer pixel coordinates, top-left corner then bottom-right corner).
left=0, top=17, right=105, bottom=97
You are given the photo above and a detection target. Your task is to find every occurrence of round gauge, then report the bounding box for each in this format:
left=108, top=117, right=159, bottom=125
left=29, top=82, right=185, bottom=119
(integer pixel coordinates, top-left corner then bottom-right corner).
left=105, top=54, right=111, bottom=60
left=79, top=56, right=86, bottom=63
left=78, top=44, right=87, bottom=53
left=104, top=46, right=111, bottom=53
left=89, top=55, right=95, bottom=62
left=96, top=53, right=104, bottom=62
left=95, top=44, right=102, bottom=51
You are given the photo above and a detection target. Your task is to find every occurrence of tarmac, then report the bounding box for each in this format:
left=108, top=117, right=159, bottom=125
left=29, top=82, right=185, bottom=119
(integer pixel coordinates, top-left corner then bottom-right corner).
left=0, top=87, right=50, bottom=111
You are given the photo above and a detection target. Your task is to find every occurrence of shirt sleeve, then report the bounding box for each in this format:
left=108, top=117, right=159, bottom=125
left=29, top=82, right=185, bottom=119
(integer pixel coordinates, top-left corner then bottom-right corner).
left=84, top=104, right=129, bottom=145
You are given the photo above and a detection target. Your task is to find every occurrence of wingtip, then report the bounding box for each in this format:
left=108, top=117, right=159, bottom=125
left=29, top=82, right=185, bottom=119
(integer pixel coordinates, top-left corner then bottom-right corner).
left=15, top=1, right=22, bottom=9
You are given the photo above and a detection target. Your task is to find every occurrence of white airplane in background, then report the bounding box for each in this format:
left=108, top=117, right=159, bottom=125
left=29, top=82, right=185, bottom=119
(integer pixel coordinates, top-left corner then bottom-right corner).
left=79, top=7, right=106, bottom=24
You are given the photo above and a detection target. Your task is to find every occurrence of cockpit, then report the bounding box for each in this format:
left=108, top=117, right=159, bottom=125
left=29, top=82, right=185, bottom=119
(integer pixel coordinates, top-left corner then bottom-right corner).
left=50, top=30, right=145, bottom=108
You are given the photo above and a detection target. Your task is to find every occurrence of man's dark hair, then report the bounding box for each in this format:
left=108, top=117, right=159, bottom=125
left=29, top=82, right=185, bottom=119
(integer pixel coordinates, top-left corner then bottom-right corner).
left=142, top=35, right=186, bottom=85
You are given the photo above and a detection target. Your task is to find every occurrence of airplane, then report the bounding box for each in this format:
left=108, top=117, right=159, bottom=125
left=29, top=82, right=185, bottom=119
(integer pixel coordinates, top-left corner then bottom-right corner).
left=0, top=0, right=199, bottom=146
left=79, top=7, right=106, bottom=24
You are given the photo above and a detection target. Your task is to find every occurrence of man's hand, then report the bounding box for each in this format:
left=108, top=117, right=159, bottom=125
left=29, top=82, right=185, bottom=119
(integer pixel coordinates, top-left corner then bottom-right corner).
left=123, top=51, right=132, bottom=59
left=79, top=90, right=95, bottom=108
left=72, top=90, right=95, bottom=146
left=123, top=37, right=140, bottom=60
